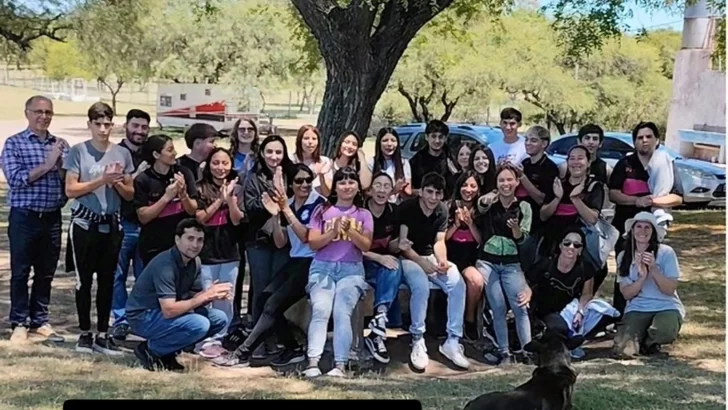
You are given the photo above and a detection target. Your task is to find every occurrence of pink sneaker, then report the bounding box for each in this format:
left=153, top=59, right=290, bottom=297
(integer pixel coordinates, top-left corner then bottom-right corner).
left=198, top=344, right=228, bottom=359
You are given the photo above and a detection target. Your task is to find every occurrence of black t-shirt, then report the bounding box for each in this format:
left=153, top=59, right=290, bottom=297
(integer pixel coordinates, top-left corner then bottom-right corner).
left=540, top=178, right=604, bottom=256
left=134, top=164, right=198, bottom=258
left=527, top=257, right=595, bottom=318
left=409, top=149, right=454, bottom=195
left=609, top=154, right=651, bottom=235
left=365, top=200, right=398, bottom=255
left=177, top=155, right=202, bottom=182
left=197, top=180, right=245, bottom=265
left=517, top=155, right=559, bottom=234
left=397, top=197, right=448, bottom=257
left=118, top=140, right=144, bottom=224
left=590, top=158, right=609, bottom=185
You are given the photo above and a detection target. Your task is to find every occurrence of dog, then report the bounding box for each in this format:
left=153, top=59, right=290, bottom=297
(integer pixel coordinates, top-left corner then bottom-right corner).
left=463, top=331, right=582, bottom=410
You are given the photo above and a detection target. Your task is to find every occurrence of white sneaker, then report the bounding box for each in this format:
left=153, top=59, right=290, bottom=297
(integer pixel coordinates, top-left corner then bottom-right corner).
left=410, top=338, right=429, bottom=370
left=303, top=366, right=322, bottom=378
left=326, top=367, right=345, bottom=377
left=439, top=338, right=470, bottom=369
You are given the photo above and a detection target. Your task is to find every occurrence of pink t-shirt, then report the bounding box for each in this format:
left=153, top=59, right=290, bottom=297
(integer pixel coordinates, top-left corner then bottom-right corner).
left=307, top=204, right=374, bottom=263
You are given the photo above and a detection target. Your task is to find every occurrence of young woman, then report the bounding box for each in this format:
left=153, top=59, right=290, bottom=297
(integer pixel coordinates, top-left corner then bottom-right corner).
left=613, top=212, right=684, bottom=358
left=230, top=118, right=259, bottom=176
left=134, top=135, right=198, bottom=267
left=214, top=163, right=326, bottom=368
left=193, top=148, right=245, bottom=358
left=323, top=131, right=372, bottom=196
left=304, top=166, right=374, bottom=378
left=474, top=163, right=533, bottom=365
left=445, top=142, right=476, bottom=195
left=539, top=145, right=604, bottom=261
left=367, top=128, right=412, bottom=203
left=527, top=227, right=595, bottom=358
left=290, top=124, right=331, bottom=195
left=240, top=135, right=293, bottom=357
left=445, top=171, right=483, bottom=342
left=469, top=145, right=497, bottom=195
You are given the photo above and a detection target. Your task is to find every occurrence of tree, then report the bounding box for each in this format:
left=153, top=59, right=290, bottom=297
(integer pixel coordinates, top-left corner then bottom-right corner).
left=0, top=0, right=71, bottom=51
left=27, top=37, right=91, bottom=80
left=74, top=0, right=156, bottom=112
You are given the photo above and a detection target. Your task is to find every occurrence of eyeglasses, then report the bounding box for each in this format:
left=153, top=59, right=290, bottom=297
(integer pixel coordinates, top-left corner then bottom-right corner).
left=561, top=240, right=583, bottom=249
left=28, top=109, right=54, bottom=116
left=294, top=177, right=314, bottom=184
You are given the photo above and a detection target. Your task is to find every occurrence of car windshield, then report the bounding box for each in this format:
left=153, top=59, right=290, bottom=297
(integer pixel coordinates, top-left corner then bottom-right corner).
left=659, top=145, right=682, bottom=159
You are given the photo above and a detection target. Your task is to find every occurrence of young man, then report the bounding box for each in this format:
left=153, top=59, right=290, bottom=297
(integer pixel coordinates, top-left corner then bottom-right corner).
left=111, top=109, right=151, bottom=341
left=362, top=172, right=403, bottom=364
left=558, top=124, right=611, bottom=184
left=63, top=102, right=135, bottom=355
left=397, top=172, right=469, bottom=371
left=2, top=95, right=68, bottom=343
left=516, top=125, right=559, bottom=270
left=609, top=121, right=682, bottom=313
left=177, top=123, right=217, bottom=180
left=488, top=107, right=527, bottom=166
left=408, top=120, right=458, bottom=197
left=126, top=218, right=231, bottom=372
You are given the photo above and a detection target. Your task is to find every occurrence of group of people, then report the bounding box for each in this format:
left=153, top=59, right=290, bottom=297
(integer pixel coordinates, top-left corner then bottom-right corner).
left=2, top=96, right=687, bottom=378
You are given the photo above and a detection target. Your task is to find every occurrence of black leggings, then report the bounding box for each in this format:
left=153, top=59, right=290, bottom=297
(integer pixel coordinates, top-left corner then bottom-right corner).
left=68, top=222, right=123, bottom=333
left=232, top=240, right=252, bottom=329
left=241, top=257, right=312, bottom=352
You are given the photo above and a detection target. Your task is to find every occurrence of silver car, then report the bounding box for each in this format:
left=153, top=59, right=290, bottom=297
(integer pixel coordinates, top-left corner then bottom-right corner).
left=546, top=132, right=726, bottom=207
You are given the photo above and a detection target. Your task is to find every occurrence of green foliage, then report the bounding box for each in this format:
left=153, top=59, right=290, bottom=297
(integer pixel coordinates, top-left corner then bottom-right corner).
left=636, top=29, right=682, bottom=79
left=0, top=0, right=72, bottom=51
left=27, top=37, right=91, bottom=80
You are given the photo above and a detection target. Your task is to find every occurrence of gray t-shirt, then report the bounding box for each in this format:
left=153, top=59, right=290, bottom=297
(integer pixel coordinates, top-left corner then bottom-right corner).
left=616, top=244, right=685, bottom=318
left=63, top=140, right=134, bottom=216
left=126, top=247, right=203, bottom=318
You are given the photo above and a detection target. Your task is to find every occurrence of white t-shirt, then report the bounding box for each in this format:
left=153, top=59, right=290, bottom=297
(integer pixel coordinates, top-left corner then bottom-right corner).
left=366, top=157, right=412, bottom=203
left=489, top=138, right=527, bottom=166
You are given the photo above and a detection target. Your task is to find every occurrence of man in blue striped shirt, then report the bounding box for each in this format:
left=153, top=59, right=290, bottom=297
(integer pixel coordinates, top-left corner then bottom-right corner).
left=1, top=95, right=68, bottom=344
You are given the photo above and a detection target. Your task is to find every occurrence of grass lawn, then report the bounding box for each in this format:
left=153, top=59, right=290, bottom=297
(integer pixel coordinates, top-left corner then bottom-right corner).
left=0, top=187, right=724, bottom=409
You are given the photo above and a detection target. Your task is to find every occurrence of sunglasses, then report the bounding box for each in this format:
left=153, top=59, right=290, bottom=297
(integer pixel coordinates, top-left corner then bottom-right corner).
left=239, top=127, right=255, bottom=132
left=561, top=240, right=583, bottom=249
left=294, top=177, right=314, bottom=184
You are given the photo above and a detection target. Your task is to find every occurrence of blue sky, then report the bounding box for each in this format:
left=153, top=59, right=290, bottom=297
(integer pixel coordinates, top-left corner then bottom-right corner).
left=537, top=0, right=684, bottom=33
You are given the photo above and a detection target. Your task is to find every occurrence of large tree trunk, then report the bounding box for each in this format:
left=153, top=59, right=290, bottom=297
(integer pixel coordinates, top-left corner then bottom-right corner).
left=291, top=0, right=455, bottom=157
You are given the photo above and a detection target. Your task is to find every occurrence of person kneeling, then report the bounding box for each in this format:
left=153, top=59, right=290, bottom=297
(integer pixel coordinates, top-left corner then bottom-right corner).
left=613, top=212, right=684, bottom=358
left=126, top=219, right=232, bottom=371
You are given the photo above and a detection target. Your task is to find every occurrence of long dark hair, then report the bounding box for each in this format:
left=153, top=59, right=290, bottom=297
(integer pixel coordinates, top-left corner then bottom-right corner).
left=449, top=170, right=481, bottom=226
left=333, top=131, right=362, bottom=171
left=230, top=118, right=260, bottom=156
left=294, top=124, right=321, bottom=163
left=469, top=146, right=497, bottom=194
left=372, top=127, right=404, bottom=181
left=142, top=134, right=173, bottom=164
left=321, top=166, right=364, bottom=213
left=198, top=147, right=237, bottom=202
left=254, top=134, right=292, bottom=180
left=452, top=141, right=478, bottom=172
left=619, top=222, right=659, bottom=277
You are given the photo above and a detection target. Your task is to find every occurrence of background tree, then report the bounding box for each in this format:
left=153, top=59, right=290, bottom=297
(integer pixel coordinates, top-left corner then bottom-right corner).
left=0, top=0, right=71, bottom=51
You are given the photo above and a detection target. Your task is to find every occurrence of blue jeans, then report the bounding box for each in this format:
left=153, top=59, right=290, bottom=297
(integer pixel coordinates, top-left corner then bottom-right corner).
left=363, top=258, right=402, bottom=311
left=128, top=306, right=228, bottom=357
left=200, top=261, right=239, bottom=338
left=112, top=220, right=143, bottom=327
left=401, top=255, right=466, bottom=340
left=246, top=244, right=290, bottom=324
left=8, top=208, right=62, bottom=328
left=476, top=260, right=531, bottom=353
left=306, top=260, right=368, bottom=364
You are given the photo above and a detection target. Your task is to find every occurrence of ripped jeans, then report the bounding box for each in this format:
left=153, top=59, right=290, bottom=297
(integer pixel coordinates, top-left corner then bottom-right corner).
left=306, top=260, right=368, bottom=365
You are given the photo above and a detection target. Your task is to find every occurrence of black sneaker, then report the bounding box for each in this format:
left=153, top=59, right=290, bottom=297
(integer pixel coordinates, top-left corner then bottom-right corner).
left=160, top=354, right=185, bottom=372
left=112, top=323, right=131, bottom=341
left=75, top=332, right=94, bottom=354
left=464, top=321, right=479, bottom=343
left=266, top=339, right=282, bottom=356
left=134, top=342, right=163, bottom=371
left=483, top=349, right=513, bottom=366
left=368, top=312, right=388, bottom=338
left=271, top=346, right=306, bottom=366
left=212, top=348, right=251, bottom=368
left=364, top=334, right=390, bottom=364
left=93, top=334, right=124, bottom=356
left=221, top=327, right=249, bottom=351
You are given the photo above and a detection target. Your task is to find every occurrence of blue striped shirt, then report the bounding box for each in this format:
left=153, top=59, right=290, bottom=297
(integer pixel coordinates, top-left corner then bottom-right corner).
left=1, top=128, right=67, bottom=212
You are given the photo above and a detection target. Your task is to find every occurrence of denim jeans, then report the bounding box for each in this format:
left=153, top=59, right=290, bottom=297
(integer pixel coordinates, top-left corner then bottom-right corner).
left=306, top=260, right=368, bottom=364
left=128, top=306, right=228, bottom=357
left=200, top=261, right=239, bottom=338
left=7, top=208, right=62, bottom=328
left=476, top=260, right=531, bottom=353
left=246, top=243, right=290, bottom=324
left=400, top=255, right=466, bottom=340
left=112, top=219, right=144, bottom=327
left=363, top=258, right=403, bottom=311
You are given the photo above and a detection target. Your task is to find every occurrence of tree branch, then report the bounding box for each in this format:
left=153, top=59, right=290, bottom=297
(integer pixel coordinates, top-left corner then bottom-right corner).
left=398, top=81, right=422, bottom=122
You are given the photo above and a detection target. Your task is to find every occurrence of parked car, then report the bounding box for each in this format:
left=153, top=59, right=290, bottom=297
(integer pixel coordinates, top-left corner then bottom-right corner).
left=394, top=122, right=515, bottom=160
left=546, top=132, right=726, bottom=207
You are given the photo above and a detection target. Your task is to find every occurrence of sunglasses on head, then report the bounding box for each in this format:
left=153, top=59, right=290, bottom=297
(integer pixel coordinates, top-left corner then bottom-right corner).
left=561, top=240, right=583, bottom=249
left=294, top=177, right=314, bottom=184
